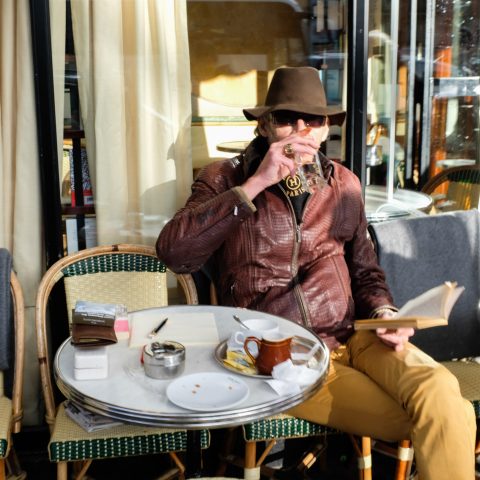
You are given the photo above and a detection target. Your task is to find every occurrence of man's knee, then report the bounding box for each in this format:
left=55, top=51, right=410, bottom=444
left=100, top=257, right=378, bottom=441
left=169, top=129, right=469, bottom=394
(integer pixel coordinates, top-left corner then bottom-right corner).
left=404, top=363, right=470, bottom=420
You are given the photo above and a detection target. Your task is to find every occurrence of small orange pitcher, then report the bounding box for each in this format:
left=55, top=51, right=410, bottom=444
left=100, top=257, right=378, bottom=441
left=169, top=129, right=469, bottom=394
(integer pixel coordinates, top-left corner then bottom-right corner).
left=244, top=334, right=292, bottom=375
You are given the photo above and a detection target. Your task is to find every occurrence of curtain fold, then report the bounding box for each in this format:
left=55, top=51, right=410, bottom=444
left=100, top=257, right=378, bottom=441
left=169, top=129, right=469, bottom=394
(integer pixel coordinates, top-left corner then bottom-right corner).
left=70, top=0, right=192, bottom=246
left=0, top=0, right=43, bottom=425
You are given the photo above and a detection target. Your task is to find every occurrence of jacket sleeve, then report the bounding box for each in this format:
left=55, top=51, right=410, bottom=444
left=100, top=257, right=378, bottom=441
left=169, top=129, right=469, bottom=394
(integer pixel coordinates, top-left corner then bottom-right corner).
left=344, top=182, right=396, bottom=319
left=156, top=161, right=256, bottom=273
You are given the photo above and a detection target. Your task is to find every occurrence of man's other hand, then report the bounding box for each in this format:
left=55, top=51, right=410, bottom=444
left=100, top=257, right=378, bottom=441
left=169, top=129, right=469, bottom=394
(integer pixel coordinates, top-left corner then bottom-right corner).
left=375, top=309, right=414, bottom=351
left=376, top=327, right=415, bottom=352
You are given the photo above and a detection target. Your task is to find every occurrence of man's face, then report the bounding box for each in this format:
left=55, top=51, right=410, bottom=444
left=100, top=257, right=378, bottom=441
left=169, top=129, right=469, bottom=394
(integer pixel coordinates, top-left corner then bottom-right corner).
left=259, top=110, right=330, bottom=144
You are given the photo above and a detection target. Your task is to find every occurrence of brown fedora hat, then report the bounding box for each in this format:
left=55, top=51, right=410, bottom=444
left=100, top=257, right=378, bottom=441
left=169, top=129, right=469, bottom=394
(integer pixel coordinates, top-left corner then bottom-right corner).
left=243, top=66, right=346, bottom=126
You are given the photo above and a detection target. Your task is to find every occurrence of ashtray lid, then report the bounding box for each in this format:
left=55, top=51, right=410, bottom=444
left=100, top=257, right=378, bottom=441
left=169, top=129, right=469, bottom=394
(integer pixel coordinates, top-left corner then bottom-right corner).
left=144, top=341, right=185, bottom=367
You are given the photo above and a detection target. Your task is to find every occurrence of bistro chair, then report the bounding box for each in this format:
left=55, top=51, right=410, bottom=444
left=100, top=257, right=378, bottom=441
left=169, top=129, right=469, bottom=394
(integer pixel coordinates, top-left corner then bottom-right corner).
left=369, top=209, right=480, bottom=471
left=421, top=164, right=480, bottom=212
left=239, top=416, right=415, bottom=480
left=0, top=250, right=25, bottom=480
left=35, top=244, right=209, bottom=480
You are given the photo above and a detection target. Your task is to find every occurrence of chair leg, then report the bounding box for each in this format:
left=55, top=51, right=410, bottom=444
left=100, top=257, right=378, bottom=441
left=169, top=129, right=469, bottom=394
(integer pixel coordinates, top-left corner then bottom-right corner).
left=349, top=435, right=372, bottom=480
left=168, top=452, right=185, bottom=475
left=73, top=459, right=93, bottom=480
left=4, top=446, right=27, bottom=480
left=0, top=458, right=6, bottom=480
left=361, top=437, right=372, bottom=480
left=395, top=439, right=414, bottom=480
left=244, top=440, right=261, bottom=480
left=156, top=467, right=185, bottom=480
left=57, top=461, right=68, bottom=480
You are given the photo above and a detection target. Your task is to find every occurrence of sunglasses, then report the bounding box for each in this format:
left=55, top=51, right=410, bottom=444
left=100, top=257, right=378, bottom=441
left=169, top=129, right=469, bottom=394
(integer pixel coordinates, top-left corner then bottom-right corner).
left=270, top=111, right=327, bottom=128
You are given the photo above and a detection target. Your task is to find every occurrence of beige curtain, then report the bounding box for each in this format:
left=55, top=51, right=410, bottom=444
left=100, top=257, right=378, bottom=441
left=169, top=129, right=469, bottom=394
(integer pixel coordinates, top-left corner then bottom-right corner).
left=0, top=0, right=43, bottom=425
left=70, top=0, right=192, bottom=246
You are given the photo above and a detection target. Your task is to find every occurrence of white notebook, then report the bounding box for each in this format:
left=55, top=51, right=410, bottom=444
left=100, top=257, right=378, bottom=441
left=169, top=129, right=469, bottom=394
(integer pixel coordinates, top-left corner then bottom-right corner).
left=129, top=311, right=219, bottom=348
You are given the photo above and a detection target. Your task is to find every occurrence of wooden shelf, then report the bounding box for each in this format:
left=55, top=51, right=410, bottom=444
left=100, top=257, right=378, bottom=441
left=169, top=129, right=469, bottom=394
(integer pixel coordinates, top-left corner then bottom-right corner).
left=64, top=129, right=85, bottom=139
left=62, top=205, right=95, bottom=216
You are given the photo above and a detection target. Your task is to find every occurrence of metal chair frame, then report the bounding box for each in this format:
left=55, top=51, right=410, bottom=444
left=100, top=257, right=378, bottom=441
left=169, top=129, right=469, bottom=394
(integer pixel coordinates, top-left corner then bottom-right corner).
left=422, top=164, right=480, bottom=212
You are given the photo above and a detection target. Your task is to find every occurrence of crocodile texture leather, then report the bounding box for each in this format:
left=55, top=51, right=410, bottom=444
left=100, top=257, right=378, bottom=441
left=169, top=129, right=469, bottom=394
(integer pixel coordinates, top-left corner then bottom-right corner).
left=157, top=137, right=393, bottom=350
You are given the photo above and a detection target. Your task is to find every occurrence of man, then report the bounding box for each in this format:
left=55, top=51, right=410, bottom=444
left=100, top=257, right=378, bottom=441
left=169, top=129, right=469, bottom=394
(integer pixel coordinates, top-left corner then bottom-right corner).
left=156, top=66, right=475, bottom=479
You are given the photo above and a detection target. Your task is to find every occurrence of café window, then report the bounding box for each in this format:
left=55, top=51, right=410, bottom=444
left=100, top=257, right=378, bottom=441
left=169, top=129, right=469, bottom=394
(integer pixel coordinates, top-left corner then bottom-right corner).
left=186, top=0, right=348, bottom=170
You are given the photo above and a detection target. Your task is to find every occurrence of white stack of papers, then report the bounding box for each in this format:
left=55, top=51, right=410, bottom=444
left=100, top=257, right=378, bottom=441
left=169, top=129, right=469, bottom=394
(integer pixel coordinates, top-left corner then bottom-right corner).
left=129, top=311, right=219, bottom=348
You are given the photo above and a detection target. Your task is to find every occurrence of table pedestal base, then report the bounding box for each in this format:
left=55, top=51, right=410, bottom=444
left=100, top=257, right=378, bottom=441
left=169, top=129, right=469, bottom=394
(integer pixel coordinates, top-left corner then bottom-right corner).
left=185, top=430, right=203, bottom=478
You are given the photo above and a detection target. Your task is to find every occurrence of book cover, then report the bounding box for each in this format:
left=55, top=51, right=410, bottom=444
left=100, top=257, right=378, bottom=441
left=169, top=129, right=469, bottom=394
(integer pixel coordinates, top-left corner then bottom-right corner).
left=354, top=282, right=464, bottom=331
left=73, top=300, right=118, bottom=327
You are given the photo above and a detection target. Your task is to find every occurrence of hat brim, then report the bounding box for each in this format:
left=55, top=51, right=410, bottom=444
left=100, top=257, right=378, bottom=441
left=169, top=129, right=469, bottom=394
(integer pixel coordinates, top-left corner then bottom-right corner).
left=243, top=104, right=346, bottom=126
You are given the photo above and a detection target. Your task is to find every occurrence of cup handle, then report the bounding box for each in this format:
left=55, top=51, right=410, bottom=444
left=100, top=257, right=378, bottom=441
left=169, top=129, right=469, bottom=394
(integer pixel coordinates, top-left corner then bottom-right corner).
left=234, top=331, right=245, bottom=345
left=244, top=336, right=261, bottom=365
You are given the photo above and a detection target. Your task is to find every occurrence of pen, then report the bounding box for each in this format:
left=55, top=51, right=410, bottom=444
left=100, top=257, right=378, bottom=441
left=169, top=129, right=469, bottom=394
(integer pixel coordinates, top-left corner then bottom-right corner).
left=148, top=318, right=168, bottom=338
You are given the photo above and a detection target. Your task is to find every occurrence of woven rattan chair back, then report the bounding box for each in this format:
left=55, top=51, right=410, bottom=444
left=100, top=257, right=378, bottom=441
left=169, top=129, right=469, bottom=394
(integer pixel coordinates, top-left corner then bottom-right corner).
left=35, top=244, right=202, bottom=480
left=0, top=268, right=25, bottom=478
left=422, top=164, right=480, bottom=212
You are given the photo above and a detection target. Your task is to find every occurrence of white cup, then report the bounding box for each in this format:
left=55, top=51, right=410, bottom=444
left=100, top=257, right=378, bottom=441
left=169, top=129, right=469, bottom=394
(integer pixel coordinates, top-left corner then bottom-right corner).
left=228, top=318, right=280, bottom=354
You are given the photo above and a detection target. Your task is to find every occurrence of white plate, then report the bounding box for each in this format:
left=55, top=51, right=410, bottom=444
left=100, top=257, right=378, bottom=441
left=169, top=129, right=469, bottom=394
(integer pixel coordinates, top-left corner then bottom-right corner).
left=166, top=372, right=250, bottom=411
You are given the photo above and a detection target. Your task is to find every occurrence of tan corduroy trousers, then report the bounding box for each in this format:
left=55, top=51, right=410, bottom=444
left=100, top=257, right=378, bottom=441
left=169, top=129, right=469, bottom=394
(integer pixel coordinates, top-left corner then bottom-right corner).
left=287, top=331, right=476, bottom=480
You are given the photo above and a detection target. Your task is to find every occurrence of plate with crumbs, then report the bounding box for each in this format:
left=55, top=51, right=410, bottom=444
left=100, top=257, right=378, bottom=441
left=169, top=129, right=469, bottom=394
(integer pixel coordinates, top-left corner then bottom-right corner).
left=166, top=372, right=249, bottom=411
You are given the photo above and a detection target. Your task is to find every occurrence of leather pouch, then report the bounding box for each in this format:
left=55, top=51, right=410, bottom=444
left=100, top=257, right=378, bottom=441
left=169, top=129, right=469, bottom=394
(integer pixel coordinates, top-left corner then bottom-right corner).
left=71, top=323, right=118, bottom=347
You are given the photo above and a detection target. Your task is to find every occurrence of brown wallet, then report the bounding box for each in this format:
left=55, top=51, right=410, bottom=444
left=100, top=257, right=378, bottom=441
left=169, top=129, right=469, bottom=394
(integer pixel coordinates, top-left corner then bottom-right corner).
left=71, top=323, right=118, bottom=347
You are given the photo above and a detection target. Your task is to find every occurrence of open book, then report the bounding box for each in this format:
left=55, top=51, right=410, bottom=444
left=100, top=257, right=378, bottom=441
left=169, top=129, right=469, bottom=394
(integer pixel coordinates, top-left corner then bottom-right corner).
left=354, top=281, right=464, bottom=330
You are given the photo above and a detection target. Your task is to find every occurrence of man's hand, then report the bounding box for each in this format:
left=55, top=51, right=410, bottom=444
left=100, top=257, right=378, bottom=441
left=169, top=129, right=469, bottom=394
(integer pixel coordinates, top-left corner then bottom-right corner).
left=376, top=327, right=415, bottom=352
left=240, top=132, right=319, bottom=200
left=375, top=309, right=414, bottom=351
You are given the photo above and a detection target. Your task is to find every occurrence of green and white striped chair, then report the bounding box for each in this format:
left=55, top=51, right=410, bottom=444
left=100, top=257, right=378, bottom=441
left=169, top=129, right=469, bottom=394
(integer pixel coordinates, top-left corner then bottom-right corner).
left=242, top=414, right=336, bottom=479
left=35, top=244, right=210, bottom=480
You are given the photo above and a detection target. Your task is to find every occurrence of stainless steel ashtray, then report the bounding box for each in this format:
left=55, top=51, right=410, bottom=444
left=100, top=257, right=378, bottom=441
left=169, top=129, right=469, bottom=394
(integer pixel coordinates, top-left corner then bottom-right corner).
left=143, top=341, right=185, bottom=379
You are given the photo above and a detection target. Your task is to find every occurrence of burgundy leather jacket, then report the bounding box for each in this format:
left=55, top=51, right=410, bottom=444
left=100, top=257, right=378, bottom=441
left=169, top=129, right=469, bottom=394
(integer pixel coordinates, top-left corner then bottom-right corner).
left=156, top=137, right=394, bottom=349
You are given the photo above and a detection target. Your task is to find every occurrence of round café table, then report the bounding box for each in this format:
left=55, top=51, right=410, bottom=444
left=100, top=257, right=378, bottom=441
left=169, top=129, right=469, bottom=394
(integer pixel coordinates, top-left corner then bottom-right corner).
left=216, top=141, right=250, bottom=153
left=365, top=185, right=432, bottom=222
left=54, top=305, right=329, bottom=478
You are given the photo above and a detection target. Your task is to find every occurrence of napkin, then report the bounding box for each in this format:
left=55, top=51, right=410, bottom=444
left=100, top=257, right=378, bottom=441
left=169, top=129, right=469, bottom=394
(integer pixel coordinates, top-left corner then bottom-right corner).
left=265, top=359, right=322, bottom=396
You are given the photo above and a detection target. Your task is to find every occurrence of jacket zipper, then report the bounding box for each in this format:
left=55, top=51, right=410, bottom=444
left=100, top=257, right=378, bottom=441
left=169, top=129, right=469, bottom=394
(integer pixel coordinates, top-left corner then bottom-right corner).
left=278, top=185, right=312, bottom=327
left=329, top=178, right=352, bottom=321
left=332, top=256, right=351, bottom=320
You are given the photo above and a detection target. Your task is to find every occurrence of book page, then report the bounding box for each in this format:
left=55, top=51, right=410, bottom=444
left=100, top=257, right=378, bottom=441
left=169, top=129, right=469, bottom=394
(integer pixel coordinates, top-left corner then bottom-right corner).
left=354, top=282, right=464, bottom=331
left=443, top=284, right=465, bottom=319
left=394, top=282, right=463, bottom=319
